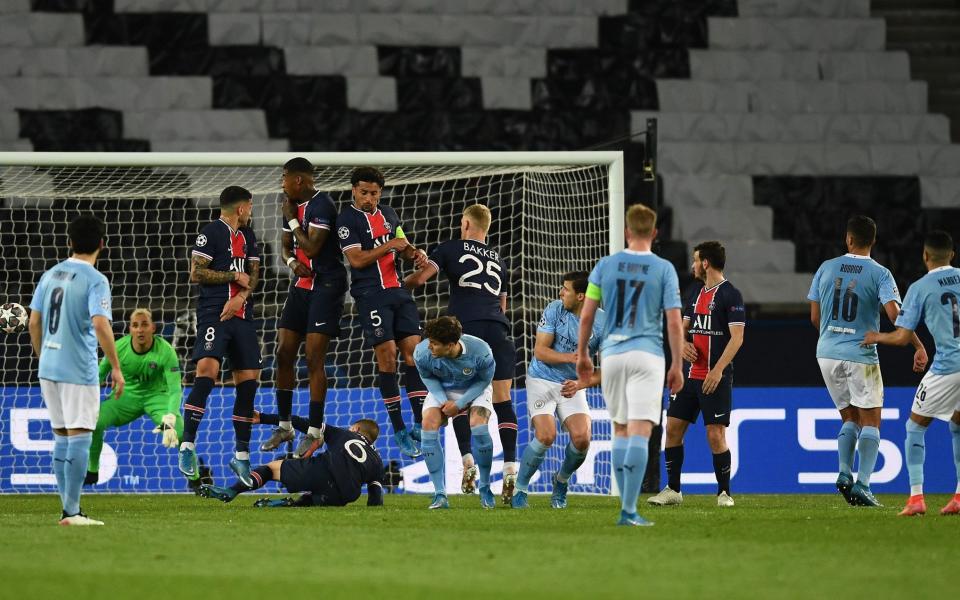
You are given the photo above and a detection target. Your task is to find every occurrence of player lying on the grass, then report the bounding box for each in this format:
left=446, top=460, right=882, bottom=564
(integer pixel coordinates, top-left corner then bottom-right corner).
left=263, top=157, right=347, bottom=459
left=405, top=204, right=520, bottom=504
left=415, top=316, right=497, bottom=509
left=863, top=230, right=960, bottom=517
left=198, top=419, right=384, bottom=507
left=85, top=308, right=197, bottom=488
left=577, top=204, right=684, bottom=527
left=649, top=241, right=744, bottom=508
left=808, top=215, right=926, bottom=508
left=512, top=271, right=604, bottom=510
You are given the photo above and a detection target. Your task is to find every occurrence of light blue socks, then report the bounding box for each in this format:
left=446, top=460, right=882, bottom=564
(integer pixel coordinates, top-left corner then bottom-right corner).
left=63, top=433, right=92, bottom=516
left=856, top=426, right=881, bottom=487
left=52, top=434, right=68, bottom=510
left=612, top=436, right=629, bottom=494
left=471, top=425, right=494, bottom=487
left=904, top=420, right=927, bottom=490
left=516, top=438, right=548, bottom=492
left=557, top=442, right=588, bottom=483
left=620, top=435, right=649, bottom=514
left=837, top=420, right=860, bottom=476
left=421, top=429, right=445, bottom=495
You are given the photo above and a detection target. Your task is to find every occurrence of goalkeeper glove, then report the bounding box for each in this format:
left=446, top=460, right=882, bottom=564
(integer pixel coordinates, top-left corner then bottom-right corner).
left=152, top=413, right=179, bottom=448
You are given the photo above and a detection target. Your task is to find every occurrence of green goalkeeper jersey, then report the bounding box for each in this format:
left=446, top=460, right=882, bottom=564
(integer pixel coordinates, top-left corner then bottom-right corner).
left=99, top=335, right=182, bottom=413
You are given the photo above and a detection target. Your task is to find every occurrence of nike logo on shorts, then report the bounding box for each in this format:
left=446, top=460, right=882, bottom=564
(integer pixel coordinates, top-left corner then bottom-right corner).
left=714, top=413, right=725, bottom=418
left=315, top=322, right=325, bottom=327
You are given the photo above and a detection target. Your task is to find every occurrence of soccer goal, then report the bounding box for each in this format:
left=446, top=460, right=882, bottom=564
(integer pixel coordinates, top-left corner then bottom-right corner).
left=0, top=151, right=624, bottom=495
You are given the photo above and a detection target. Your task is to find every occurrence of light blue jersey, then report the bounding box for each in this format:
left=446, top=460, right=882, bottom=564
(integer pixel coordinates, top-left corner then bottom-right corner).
left=808, top=254, right=900, bottom=364
left=528, top=300, right=605, bottom=384
left=586, top=250, right=681, bottom=359
left=29, top=258, right=112, bottom=385
left=414, top=334, right=496, bottom=409
left=896, top=265, right=960, bottom=375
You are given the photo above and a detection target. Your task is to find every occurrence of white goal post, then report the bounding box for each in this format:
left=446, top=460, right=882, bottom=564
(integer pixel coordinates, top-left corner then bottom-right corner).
left=0, top=151, right=624, bottom=495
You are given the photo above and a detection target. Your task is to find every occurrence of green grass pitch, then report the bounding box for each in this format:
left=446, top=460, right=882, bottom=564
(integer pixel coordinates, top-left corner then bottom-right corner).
left=1, top=493, right=955, bottom=599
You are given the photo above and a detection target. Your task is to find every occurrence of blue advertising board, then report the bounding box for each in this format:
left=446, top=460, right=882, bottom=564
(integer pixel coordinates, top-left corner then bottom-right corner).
left=1, top=386, right=955, bottom=494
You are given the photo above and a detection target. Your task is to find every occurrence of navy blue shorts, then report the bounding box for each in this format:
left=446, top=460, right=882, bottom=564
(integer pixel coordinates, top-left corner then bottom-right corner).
left=192, top=317, right=262, bottom=371
left=280, top=454, right=345, bottom=506
left=355, top=288, right=421, bottom=347
left=667, top=377, right=733, bottom=426
left=277, top=278, right=346, bottom=337
left=461, top=320, right=516, bottom=381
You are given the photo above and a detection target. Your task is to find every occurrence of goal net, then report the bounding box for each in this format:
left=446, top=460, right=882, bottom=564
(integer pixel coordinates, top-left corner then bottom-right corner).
left=0, top=151, right=624, bottom=495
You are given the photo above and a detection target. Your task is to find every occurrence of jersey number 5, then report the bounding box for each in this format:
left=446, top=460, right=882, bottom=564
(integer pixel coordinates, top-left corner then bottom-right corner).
left=458, top=255, right=502, bottom=296
left=615, top=279, right=645, bottom=328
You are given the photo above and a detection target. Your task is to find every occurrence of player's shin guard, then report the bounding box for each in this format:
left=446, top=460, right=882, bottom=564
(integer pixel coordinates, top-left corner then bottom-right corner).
left=421, top=430, right=445, bottom=495
left=275, top=388, right=294, bottom=426
left=664, top=445, right=684, bottom=492
left=612, top=436, right=629, bottom=494
left=379, top=372, right=406, bottom=432
left=494, top=402, right=518, bottom=464
left=712, top=450, right=732, bottom=496
left=403, top=364, right=426, bottom=426
left=950, top=421, right=960, bottom=486
left=557, top=442, right=588, bottom=483
left=837, top=420, right=860, bottom=476
left=182, top=376, right=215, bottom=444
left=63, top=432, right=92, bottom=516
left=230, top=465, right=272, bottom=494
left=453, top=411, right=473, bottom=457
left=856, top=426, right=881, bottom=486
left=905, top=420, right=927, bottom=495
left=621, top=435, right=649, bottom=514
left=232, top=380, right=258, bottom=454
left=52, top=434, right=68, bottom=509
left=517, top=439, right=548, bottom=492
left=472, top=425, right=494, bottom=487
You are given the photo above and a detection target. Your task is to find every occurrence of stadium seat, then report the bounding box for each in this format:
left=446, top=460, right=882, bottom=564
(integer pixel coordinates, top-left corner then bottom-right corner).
left=0, top=13, right=84, bottom=47
left=707, top=17, right=885, bottom=51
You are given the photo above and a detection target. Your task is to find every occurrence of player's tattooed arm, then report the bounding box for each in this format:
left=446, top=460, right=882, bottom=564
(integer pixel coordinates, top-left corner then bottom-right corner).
left=237, top=258, right=260, bottom=299
left=191, top=255, right=240, bottom=285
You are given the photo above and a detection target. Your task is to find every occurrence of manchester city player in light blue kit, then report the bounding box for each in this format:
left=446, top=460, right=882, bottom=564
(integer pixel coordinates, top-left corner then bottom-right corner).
left=576, top=204, right=685, bottom=527
left=414, top=316, right=496, bottom=509
left=864, top=230, right=960, bottom=517
left=512, top=271, right=605, bottom=510
left=808, top=216, right=927, bottom=508
left=28, top=215, right=124, bottom=526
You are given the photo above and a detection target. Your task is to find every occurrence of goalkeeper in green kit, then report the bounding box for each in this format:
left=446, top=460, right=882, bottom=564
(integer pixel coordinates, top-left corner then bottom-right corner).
left=84, top=308, right=194, bottom=486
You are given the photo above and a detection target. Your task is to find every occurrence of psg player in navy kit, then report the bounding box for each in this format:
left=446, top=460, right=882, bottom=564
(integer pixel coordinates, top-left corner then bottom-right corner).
left=261, top=157, right=347, bottom=459
left=648, top=241, right=745, bottom=508
left=198, top=419, right=385, bottom=508
left=179, top=186, right=262, bottom=487
left=336, top=166, right=429, bottom=457
left=405, top=204, right=520, bottom=503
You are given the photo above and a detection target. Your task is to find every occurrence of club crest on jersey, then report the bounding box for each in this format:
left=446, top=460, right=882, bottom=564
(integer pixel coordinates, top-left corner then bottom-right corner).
left=196, top=234, right=207, bottom=247
left=708, top=301, right=716, bottom=312
left=149, top=362, right=157, bottom=370
left=463, top=367, right=474, bottom=376
left=384, top=222, right=392, bottom=232
left=338, top=226, right=350, bottom=240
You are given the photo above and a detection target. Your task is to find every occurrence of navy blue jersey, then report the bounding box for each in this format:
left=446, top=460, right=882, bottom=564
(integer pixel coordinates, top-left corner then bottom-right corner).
left=682, top=280, right=745, bottom=380
left=427, top=239, right=508, bottom=326
left=191, top=219, right=259, bottom=321
left=336, top=204, right=406, bottom=299
left=281, top=191, right=346, bottom=290
left=323, top=425, right=384, bottom=504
